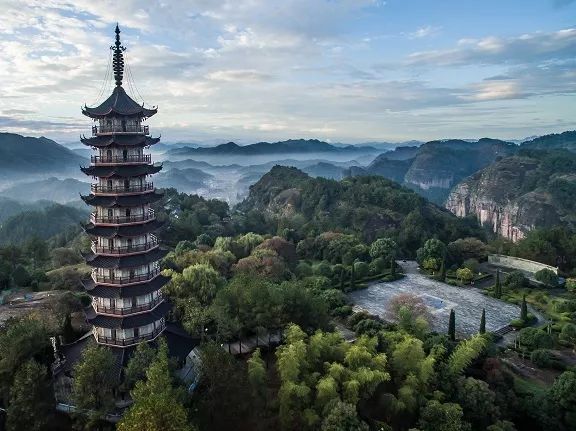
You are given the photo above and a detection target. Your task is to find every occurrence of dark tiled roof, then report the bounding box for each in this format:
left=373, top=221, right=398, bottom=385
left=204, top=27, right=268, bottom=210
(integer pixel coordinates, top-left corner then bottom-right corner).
left=81, top=135, right=160, bottom=148
left=83, top=275, right=170, bottom=298
left=83, top=219, right=165, bottom=237
left=86, top=300, right=172, bottom=329
left=84, top=247, right=168, bottom=268
left=162, top=323, right=199, bottom=361
left=81, top=164, right=162, bottom=178
left=81, top=192, right=162, bottom=208
left=82, top=86, right=157, bottom=118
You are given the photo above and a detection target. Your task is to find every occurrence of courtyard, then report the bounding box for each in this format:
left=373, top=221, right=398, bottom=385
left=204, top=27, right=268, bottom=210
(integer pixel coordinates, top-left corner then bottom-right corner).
left=348, top=261, right=521, bottom=337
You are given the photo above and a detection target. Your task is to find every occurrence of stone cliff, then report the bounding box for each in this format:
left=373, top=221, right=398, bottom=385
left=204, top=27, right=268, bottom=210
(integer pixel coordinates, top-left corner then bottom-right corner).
left=446, top=155, right=569, bottom=241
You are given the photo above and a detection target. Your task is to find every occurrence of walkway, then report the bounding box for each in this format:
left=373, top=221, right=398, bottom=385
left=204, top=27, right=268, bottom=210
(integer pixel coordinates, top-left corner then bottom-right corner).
left=222, top=331, right=282, bottom=356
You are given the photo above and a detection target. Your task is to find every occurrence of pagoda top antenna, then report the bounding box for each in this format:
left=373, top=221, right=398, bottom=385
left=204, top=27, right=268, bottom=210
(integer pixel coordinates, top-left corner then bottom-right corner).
left=111, top=24, right=126, bottom=87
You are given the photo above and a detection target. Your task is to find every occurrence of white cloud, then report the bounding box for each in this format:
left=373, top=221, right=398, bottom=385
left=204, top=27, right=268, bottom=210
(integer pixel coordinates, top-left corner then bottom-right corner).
left=408, top=25, right=441, bottom=39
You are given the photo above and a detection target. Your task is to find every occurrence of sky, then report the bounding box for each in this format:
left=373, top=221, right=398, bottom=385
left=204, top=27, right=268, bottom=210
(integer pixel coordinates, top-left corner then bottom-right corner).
left=0, top=0, right=574, bottom=144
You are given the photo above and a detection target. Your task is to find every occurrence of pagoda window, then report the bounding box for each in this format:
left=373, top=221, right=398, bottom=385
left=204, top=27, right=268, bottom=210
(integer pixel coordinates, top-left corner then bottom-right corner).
left=125, top=208, right=131, bottom=218
left=122, top=149, right=128, bottom=160
left=108, top=238, right=114, bottom=250
left=129, top=269, right=135, bottom=279
left=121, top=119, right=127, bottom=132
left=106, top=149, right=112, bottom=161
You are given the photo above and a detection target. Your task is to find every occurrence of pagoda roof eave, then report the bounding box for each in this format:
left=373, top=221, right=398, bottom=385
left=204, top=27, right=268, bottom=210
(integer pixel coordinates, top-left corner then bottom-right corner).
left=82, top=86, right=157, bottom=119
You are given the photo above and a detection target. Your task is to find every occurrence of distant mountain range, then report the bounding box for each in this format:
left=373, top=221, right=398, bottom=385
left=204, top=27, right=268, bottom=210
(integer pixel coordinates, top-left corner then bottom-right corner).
left=0, top=177, right=87, bottom=204
left=0, top=133, right=86, bottom=177
left=167, top=139, right=380, bottom=157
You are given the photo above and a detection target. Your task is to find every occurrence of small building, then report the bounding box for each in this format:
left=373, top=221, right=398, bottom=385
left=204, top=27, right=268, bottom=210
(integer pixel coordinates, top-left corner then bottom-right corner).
left=52, top=25, right=199, bottom=418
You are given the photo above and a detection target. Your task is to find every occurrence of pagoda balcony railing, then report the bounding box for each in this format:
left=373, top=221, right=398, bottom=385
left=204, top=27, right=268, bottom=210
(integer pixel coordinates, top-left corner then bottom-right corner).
left=92, top=295, right=164, bottom=316
left=91, top=154, right=151, bottom=165
left=90, top=182, right=154, bottom=194
left=91, top=236, right=158, bottom=255
left=92, top=125, right=149, bottom=136
left=91, top=267, right=161, bottom=285
left=93, top=322, right=165, bottom=347
left=90, top=208, right=155, bottom=225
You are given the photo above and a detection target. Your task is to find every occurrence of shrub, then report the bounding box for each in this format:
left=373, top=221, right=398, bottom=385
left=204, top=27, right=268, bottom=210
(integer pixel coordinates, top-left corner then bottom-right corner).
left=463, top=258, right=479, bottom=273
left=517, top=327, right=554, bottom=351
left=354, top=261, right=369, bottom=279
left=566, top=278, right=576, bottom=293
left=332, top=305, right=353, bottom=317
left=535, top=268, right=559, bottom=287
left=295, top=261, right=313, bottom=278
left=504, top=271, right=526, bottom=289
left=530, top=349, right=554, bottom=367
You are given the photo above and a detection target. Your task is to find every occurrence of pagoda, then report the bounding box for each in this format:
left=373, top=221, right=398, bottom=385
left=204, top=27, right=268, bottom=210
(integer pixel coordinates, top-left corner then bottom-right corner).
left=79, top=24, right=170, bottom=348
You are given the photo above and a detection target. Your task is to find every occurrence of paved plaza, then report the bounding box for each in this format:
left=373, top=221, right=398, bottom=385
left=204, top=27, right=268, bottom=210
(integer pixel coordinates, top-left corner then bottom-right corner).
left=348, top=261, right=521, bottom=337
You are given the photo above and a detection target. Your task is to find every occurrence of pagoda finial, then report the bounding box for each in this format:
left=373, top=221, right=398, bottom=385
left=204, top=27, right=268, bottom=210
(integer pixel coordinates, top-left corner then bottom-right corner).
left=111, top=24, right=126, bottom=87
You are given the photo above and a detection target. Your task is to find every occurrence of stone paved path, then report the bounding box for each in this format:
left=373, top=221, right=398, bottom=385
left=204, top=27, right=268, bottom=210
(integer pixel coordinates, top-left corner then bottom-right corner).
left=348, top=261, right=521, bottom=338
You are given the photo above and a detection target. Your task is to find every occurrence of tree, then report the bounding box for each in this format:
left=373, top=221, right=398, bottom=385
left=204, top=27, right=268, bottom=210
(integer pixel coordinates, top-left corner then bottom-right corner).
left=534, top=269, right=559, bottom=287
left=448, top=309, right=456, bottom=341
left=24, top=236, right=49, bottom=269
left=423, top=258, right=439, bottom=273
left=417, top=239, right=447, bottom=264
left=456, top=377, right=500, bottom=429
left=566, top=278, right=576, bottom=293
left=479, top=308, right=486, bottom=335
left=517, top=327, right=553, bottom=351
left=520, top=295, right=528, bottom=321
left=72, top=345, right=116, bottom=424
left=6, top=359, right=53, bottom=431
left=559, top=323, right=576, bottom=352
left=118, top=340, right=195, bottom=431
left=181, top=263, right=222, bottom=304
left=369, top=238, right=398, bottom=261
left=446, top=335, right=487, bottom=376
left=12, top=264, right=31, bottom=287
left=456, top=267, right=473, bottom=284
left=463, top=258, right=479, bottom=274
left=503, top=271, right=525, bottom=290
left=321, top=401, right=369, bottom=431
left=247, top=348, right=267, bottom=408
left=494, top=270, right=502, bottom=298
left=487, top=421, right=517, bottom=431
left=419, top=399, right=469, bottom=431
left=123, top=342, right=157, bottom=390
left=0, top=317, right=50, bottom=394
left=438, top=258, right=446, bottom=282
left=387, top=293, right=432, bottom=337
left=549, top=371, right=576, bottom=428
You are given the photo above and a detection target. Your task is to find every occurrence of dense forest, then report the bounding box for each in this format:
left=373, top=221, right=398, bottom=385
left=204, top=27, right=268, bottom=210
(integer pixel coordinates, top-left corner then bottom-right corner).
left=0, top=167, right=575, bottom=431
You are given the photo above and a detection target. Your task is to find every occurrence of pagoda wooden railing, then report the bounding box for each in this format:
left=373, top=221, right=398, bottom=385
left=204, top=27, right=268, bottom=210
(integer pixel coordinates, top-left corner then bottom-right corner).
left=92, top=267, right=161, bottom=285
left=93, top=322, right=165, bottom=347
left=91, top=236, right=158, bottom=255
left=91, top=154, right=151, bottom=164
left=92, top=125, right=149, bottom=136
left=92, top=295, right=163, bottom=316
left=90, top=208, right=155, bottom=225
left=91, top=182, right=154, bottom=194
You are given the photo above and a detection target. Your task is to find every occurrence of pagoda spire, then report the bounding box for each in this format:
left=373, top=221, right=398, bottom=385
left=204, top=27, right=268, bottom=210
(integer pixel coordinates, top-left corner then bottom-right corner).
left=112, top=24, right=126, bottom=87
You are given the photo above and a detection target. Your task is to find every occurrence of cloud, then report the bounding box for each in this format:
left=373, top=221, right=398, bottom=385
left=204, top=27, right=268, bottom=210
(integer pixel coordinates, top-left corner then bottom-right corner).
left=207, top=69, right=272, bottom=82
left=407, top=28, right=576, bottom=66
left=408, top=25, right=441, bottom=39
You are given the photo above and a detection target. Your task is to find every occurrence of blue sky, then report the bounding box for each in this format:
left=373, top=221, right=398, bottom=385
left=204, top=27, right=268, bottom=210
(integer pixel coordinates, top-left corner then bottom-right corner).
left=0, top=0, right=574, bottom=143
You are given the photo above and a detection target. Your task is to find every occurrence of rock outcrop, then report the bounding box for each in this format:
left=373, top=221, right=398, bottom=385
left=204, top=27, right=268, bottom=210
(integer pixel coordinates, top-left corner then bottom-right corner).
left=446, top=155, right=568, bottom=241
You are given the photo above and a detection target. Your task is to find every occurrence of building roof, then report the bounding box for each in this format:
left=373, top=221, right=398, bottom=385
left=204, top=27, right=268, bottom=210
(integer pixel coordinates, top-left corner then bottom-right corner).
left=81, top=192, right=162, bottom=208
left=84, top=247, right=168, bottom=269
left=81, top=135, right=160, bottom=148
left=81, top=163, right=162, bottom=178
left=82, top=86, right=157, bottom=119
left=83, top=219, right=165, bottom=238
left=82, top=274, right=170, bottom=298
left=85, top=300, right=172, bottom=329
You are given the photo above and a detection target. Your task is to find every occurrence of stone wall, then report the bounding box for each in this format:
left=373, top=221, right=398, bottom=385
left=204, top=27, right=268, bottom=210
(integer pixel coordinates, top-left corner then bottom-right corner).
left=488, top=254, right=558, bottom=275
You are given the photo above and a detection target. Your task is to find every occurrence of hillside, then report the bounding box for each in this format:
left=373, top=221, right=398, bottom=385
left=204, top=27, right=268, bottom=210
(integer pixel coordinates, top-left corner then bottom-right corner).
left=167, top=139, right=378, bottom=157
left=238, top=166, right=483, bottom=249
left=0, top=177, right=87, bottom=203
left=446, top=149, right=576, bottom=241
left=521, top=130, right=576, bottom=152
left=347, top=138, right=517, bottom=204
left=0, top=133, right=86, bottom=177
left=0, top=203, right=88, bottom=245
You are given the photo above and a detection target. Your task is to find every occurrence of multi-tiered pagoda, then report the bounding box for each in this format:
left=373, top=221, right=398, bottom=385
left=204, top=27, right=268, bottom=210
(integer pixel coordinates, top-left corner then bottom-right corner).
left=53, top=27, right=198, bottom=414
left=80, top=25, right=170, bottom=347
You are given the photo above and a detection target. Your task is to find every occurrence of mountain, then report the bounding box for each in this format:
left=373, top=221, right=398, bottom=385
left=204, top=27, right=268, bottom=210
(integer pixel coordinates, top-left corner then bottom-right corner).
left=0, top=203, right=88, bottom=245
left=348, top=138, right=517, bottom=204
left=238, top=166, right=482, bottom=246
left=167, top=139, right=378, bottom=157
left=155, top=168, right=214, bottom=191
left=0, top=133, right=86, bottom=177
left=446, top=149, right=576, bottom=241
left=520, top=130, right=576, bottom=152
left=301, top=162, right=345, bottom=179
left=0, top=177, right=87, bottom=204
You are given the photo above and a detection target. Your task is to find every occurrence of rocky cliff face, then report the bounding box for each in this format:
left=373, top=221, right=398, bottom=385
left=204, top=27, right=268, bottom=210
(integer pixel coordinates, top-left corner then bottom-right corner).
left=446, top=156, right=565, bottom=241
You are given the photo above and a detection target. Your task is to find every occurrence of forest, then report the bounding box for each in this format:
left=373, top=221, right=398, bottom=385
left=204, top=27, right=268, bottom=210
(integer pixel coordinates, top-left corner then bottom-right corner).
left=0, top=170, right=575, bottom=431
